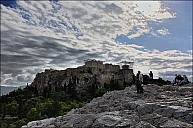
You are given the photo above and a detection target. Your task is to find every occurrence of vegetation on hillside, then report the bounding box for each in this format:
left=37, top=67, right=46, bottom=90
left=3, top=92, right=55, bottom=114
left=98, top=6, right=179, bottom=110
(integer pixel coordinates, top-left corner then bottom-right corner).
left=0, top=79, right=124, bottom=128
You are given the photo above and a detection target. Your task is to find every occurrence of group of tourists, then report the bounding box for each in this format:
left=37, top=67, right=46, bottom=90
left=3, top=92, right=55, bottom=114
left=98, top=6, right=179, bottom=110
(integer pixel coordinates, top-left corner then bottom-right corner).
left=172, top=74, right=189, bottom=86
left=134, top=71, right=153, bottom=93
left=134, top=71, right=190, bottom=93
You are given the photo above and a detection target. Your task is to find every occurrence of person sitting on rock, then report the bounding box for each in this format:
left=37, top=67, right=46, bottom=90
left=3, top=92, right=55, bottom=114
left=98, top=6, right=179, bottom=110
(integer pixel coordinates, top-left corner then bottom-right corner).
left=177, top=74, right=183, bottom=85
left=136, top=71, right=143, bottom=93
left=172, top=74, right=178, bottom=86
left=173, top=74, right=183, bottom=85
left=179, top=75, right=189, bottom=86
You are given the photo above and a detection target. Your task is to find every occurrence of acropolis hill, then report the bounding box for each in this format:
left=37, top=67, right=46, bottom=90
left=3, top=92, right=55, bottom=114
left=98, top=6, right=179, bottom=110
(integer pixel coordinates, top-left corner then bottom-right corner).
left=31, top=59, right=134, bottom=95
left=23, top=60, right=193, bottom=128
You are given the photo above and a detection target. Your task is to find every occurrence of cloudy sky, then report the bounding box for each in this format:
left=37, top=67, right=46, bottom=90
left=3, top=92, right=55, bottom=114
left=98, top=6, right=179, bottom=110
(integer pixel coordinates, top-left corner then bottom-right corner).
left=1, top=0, right=192, bottom=87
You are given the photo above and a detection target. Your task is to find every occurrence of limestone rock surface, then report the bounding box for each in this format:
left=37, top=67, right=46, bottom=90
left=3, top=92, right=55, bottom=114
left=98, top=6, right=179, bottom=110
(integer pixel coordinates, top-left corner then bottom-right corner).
left=22, top=83, right=193, bottom=128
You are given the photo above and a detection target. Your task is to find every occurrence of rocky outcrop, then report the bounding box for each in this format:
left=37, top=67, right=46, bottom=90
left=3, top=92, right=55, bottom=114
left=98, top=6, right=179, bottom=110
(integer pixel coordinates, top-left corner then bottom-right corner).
left=30, top=60, right=134, bottom=95
left=22, top=83, right=193, bottom=128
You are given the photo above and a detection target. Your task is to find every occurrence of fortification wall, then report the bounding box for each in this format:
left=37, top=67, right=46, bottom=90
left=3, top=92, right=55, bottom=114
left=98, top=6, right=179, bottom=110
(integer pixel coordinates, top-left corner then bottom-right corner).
left=31, top=60, right=134, bottom=94
left=112, top=65, right=120, bottom=72
left=85, top=60, right=103, bottom=69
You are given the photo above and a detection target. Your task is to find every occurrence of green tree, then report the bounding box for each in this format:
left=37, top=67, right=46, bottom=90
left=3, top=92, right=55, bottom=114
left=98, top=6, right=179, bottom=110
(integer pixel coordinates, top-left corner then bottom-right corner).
left=67, top=83, right=77, bottom=99
left=40, top=99, right=54, bottom=117
left=58, top=102, right=70, bottom=115
left=95, top=88, right=107, bottom=97
left=0, top=122, right=8, bottom=128
left=22, top=99, right=36, bottom=115
left=4, top=115, right=18, bottom=126
left=9, top=124, right=17, bottom=128
left=110, top=80, right=116, bottom=91
left=1, top=103, right=6, bottom=119
left=17, top=95, right=23, bottom=118
left=27, top=108, right=41, bottom=121
left=6, top=101, right=19, bottom=115
left=13, top=118, right=27, bottom=128
left=88, top=84, right=96, bottom=98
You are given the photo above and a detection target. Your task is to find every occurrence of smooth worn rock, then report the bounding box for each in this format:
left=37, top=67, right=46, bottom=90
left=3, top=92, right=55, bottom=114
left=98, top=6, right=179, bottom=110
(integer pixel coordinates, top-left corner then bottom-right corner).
left=92, top=115, right=121, bottom=127
left=135, top=121, right=156, bottom=128
left=22, top=83, right=193, bottom=128
left=160, top=119, right=193, bottom=128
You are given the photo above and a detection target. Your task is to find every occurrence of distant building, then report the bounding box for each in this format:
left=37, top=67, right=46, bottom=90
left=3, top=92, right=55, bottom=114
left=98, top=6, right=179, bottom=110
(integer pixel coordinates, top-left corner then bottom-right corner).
left=31, top=59, right=134, bottom=94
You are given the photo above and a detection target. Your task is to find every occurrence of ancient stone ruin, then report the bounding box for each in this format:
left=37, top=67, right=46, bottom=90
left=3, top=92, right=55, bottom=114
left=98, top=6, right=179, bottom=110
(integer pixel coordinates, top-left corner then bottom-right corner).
left=30, top=59, right=134, bottom=94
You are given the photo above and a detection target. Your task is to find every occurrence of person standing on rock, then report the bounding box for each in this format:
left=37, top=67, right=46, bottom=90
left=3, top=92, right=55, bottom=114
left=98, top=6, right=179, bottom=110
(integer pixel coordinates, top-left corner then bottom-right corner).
left=149, top=71, right=153, bottom=84
left=136, top=71, right=144, bottom=93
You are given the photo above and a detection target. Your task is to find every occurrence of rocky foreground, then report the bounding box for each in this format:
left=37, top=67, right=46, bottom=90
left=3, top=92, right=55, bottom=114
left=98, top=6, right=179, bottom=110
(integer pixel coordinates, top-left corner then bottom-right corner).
left=22, top=84, right=193, bottom=128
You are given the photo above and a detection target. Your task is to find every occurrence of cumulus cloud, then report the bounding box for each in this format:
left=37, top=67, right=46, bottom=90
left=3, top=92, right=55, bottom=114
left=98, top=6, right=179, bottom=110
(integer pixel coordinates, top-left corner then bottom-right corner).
left=157, top=27, right=170, bottom=35
left=0, top=1, right=191, bottom=86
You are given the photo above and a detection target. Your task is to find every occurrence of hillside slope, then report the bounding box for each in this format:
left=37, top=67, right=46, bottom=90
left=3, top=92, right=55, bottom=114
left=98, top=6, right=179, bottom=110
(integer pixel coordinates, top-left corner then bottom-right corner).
left=22, top=84, right=193, bottom=128
left=0, top=86, right=25, bottom=96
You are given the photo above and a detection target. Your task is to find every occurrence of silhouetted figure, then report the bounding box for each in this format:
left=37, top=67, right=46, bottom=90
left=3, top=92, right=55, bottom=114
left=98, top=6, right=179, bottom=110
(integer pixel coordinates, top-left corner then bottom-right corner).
left=136, top=71, right=143, bottom=93
left=149, top=71, right=153, bottom=79
left=149, top=71, right=153, bottom=84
